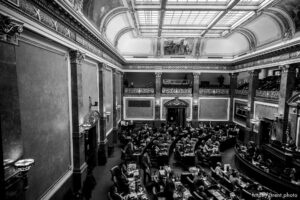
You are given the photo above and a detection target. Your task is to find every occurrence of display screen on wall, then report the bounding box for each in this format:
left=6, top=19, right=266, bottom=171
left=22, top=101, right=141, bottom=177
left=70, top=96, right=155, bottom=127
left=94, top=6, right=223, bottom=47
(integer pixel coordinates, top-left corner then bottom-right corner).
left=128, top=100, right=151, bottom=107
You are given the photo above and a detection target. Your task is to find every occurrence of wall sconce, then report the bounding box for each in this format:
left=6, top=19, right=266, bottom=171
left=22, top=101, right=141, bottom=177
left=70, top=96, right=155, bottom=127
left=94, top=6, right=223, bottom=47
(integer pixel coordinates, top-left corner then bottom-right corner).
left=250, top=118, right=260, bottom=125
left=116, top=104, right=121, bottom=109
left=89, top=96, right=98, bottom=111
left=14, top=158, right=35, bottom=190
left=156, top=99, right=160, bottom=105
left=274, top=113, right=284, bottom=120
left=79, top=123, right=92, bottom=131
left=193, top=100, right=198, bottom=105
left=104, top=111, right=111, bottom=121
left=242, top=106, right=250, bottom=111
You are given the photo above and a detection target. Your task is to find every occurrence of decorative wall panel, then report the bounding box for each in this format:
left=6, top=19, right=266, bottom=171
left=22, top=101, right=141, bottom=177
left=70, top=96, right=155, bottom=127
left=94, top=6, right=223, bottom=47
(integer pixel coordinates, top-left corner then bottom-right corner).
left=124, top=97, right=154, bottom=120
left=15, top=41, right=70, bottom=200
left=198, top=98, right=229, bottom=121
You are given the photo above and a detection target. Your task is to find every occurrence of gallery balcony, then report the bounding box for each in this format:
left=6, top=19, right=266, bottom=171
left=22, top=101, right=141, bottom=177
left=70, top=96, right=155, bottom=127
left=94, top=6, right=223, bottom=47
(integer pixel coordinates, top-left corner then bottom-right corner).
left=255, top=90, right=279, bottom=100
left=199, top=88, right=229, bottom=96
left=124, top=88, right=155, bottom=96
left=235, top=89, right=248, bottom=98
left=161, top=87, right=192, bottom=97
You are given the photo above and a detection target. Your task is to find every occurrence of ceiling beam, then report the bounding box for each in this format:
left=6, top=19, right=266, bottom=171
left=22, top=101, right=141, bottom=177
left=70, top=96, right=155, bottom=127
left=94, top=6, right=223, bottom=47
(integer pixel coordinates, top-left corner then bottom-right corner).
left=201, top=0, right=241, bottom=37
left=158, top=0, right=167, bottom=38
left=135, top=5, right=258, bottom=11
left=126, top=0, right=141, bottom=35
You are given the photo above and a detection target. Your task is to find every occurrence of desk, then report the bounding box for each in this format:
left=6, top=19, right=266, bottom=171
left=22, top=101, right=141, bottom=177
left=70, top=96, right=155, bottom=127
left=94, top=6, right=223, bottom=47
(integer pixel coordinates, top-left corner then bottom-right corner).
left=235, top=147, right=300, bottom=195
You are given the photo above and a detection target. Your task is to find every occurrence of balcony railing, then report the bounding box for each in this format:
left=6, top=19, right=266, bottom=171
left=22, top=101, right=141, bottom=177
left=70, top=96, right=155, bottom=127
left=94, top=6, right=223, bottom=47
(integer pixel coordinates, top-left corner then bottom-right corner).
left=256, top=90, right=279, bottom=100
left=199, top=88, right=229, bottom=96
left=235, top=89, right=248, bottom=96
left=124, top=88, right=154, bottom=94
left=162, top=88, right=192, bottom=94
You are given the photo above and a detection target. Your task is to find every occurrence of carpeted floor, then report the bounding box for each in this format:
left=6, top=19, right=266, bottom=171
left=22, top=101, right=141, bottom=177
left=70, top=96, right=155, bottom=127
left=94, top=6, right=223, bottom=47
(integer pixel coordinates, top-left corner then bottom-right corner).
left=221, top=147, right=237, bottom=169
left=90, top=145, right=122, bottom=200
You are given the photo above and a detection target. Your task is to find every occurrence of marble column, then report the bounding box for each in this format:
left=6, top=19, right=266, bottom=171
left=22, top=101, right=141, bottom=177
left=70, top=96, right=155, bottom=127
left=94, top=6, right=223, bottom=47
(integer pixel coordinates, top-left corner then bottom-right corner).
left=246, top=69, right=260, bottom=142
left=97, top=63, right=107, bottom=165
left=155, top=72, right=162, bottom=125
left=192, top=73, right=200, bottom=126
left=229, top=73, right=238, bottom=121
left=69, top=50, right=87, bottom=196
left=276, top=65, right=296, bottom=143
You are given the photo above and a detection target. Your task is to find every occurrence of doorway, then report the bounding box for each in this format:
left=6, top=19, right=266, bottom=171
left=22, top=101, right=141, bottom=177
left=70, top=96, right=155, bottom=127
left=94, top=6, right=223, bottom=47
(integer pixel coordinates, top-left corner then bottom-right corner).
left=164, top=97, right=189, bottom=127
left=167, top=107, right=186, bottom=127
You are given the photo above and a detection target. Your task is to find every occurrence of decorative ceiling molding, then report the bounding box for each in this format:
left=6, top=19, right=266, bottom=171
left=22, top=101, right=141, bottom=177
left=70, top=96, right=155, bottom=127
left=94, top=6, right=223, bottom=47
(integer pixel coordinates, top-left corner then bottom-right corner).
left=235, top=27, right=257, bottom=52
left=114, top=27, right=134, bottom=47
left=126, top=0, right=140, bottom=35
left=263, top=7, right=295, bottom=40
left=50, top=0, right=126, bottom=64
left=100, top=7, right=128, bottom=34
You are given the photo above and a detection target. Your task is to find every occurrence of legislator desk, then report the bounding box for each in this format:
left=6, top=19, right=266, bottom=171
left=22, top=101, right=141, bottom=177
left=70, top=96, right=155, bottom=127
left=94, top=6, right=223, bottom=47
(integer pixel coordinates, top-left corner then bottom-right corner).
left=235, top=147, right=300, bottom=195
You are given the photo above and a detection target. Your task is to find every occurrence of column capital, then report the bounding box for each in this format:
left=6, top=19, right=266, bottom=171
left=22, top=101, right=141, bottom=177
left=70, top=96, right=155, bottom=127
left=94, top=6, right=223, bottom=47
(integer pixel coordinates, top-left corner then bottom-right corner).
left=0, top=14, right=23, bottom=45
left=229, top=72, right=239, bottom=78
left=70, top=50, right=85, bottom=64
left=155, top=72, right=162, bottom=78
left=193, top=72, right=201, bottom=78
left=279, top=64, right=295, bottom=73
left=248, top=69, right=260, bottom=76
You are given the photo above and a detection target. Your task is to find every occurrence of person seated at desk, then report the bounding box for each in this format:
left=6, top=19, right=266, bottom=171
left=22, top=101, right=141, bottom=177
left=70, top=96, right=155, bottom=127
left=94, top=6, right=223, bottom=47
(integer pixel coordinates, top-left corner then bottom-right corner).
left=141, top=151, right=152, bottom=183
left=110, top=185, right=127, bottom=200
left=229, top=170, right=241, bottom=186
left=124, top=140, right=134, bottom=155
left=215, top=162, right=223, bottom=177
left=286, top=135, right=296, bottom=151
left=164, top=176, right=175, bottom=200
left=289, top=168, right=300, bottom=185
left=195, top=186, right=209, bottom=199
left=114, top=167, right=129, bottom=194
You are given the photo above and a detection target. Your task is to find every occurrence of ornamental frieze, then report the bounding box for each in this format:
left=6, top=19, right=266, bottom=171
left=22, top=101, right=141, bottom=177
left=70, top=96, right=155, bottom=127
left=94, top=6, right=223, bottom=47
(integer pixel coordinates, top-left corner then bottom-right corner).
left=1, top=0, right=122, bottom=67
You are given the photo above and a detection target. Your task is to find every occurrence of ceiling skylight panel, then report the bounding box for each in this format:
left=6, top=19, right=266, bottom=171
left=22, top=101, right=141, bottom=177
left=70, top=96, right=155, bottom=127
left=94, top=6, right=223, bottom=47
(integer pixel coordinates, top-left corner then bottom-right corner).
left=193, top=11, right=219, bottom=26
left=135, top=0, right=160, bottom=5
left=215, top=11, right=248, bottom=27
left=237, top=0, right=264, bottom=6
left=137, top=10, right=159, bottom=26
left=167, top=0, right=229, bottom=4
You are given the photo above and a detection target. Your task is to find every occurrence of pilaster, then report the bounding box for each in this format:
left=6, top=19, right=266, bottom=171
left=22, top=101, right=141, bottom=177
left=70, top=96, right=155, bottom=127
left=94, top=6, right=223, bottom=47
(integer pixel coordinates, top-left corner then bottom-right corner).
left=246, top=69, right=260, bottom=142
left=276, top=65, right=296, bottom=143
left=192, top=73, right=200, bottom=125
left=155, top=72, right=162, bottom=121
left=97, top=63, right=107, bottom=165
left=229, top=73, right=238, bottom=121
left=69, top=50, right=86, bottom=196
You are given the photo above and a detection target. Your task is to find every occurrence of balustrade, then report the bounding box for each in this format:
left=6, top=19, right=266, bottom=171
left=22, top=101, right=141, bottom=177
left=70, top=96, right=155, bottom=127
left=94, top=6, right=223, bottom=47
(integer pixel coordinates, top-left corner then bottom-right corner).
left=199, top=88, right=229, bottom=96
left=124, top=88, right=154, bottom=94
left=256, top=90, right=279, bottom=99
